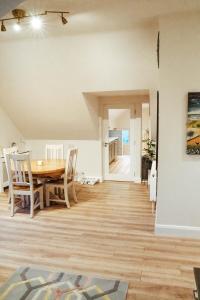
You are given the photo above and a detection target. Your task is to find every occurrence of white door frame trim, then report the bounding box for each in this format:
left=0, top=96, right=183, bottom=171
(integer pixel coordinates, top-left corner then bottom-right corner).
left=100, top=103, right=142, bottom=182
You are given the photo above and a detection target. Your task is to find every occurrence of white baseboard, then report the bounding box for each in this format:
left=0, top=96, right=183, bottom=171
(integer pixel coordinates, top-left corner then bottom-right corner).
left=155, top=223, right=200, bottom=239
left=103, top=174, right=134, bottom=181
left=102, top=176, right=140, bottom=183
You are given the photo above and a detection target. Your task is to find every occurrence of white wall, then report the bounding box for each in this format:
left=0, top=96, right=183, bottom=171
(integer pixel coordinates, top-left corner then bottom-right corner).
left=26, top=140, right=102, bottom=179
left=0, top=105, right=23, bottom=151
left=142, top=103, right=150, bottom=155
left=156, top=12, right=200, bottom=237
left=0, top=25, right=158, bottom=140
left=0, top=23, right=158, bottom=183
left=150, top=90, right=158, bottom=140
left=142, top=104, right=150, bottom=139
left=109, top=109, right=130, bottom=129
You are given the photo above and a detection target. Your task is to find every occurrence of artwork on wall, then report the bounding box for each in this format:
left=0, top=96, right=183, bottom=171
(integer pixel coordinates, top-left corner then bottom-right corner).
left=187, top=92, right=200, bottom=155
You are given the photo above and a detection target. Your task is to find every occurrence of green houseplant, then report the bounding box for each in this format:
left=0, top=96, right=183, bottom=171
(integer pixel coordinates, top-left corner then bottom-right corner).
left=143, top=138, right=156, bottom=161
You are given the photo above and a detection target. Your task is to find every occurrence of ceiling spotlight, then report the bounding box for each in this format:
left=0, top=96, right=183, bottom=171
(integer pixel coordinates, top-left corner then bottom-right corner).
left=31, top=16, right=42, bottom=30
left=13, top=19, right=21, bottom=32
left=61, top=13, right=68, bottom=25
left=1, top=21, right=6, bottom=32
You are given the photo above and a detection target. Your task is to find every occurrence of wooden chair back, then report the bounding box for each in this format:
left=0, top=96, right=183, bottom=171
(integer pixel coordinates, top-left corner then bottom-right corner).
left=5, top=153, right=33, bottom=191
left=3, top=146, right=18, bottom=157
left=65, top=148, right=78, bottom=183
left=45, top=144, right=64, bottom=160
left=3, top=146, right=19, bottom=185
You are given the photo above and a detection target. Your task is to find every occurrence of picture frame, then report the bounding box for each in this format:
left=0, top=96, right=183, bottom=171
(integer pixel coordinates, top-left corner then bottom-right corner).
left=187, top=92, right=200, bottom=155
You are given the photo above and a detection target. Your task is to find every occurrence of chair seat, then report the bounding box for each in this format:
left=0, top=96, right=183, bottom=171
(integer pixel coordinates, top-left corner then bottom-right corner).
left=13, top=183, right=43, bottom=191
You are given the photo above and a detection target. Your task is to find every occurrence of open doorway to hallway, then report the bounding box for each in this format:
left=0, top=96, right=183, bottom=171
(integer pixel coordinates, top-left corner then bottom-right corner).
left=96, top=90, right=151, bottom=182
left=108, top=109, right=131, bottom=176
left=102, top=104, right=134, bottom=181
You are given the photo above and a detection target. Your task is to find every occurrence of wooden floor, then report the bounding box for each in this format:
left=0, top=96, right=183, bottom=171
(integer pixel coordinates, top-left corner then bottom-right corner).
left=0, top=181, right=199, bottom=299
left=109, top=155, right=130, bottom=174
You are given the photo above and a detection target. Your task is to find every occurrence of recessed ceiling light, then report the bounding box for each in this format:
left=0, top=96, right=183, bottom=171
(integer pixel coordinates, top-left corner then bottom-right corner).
left=31, top=16, right=42, bottom=30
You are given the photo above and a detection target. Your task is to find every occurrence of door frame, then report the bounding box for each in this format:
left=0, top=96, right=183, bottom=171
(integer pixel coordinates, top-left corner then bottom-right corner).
left=101, top=103, right=136, bottom=182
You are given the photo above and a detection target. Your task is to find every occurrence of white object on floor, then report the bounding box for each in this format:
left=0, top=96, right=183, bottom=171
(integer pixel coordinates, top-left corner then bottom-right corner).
left=45, top=144, right=64, bottom=160
left=76, top=172, right=99, bottom=185
left=81, top=177, right=99, bottom=185
left=149, top=160, right=157, bottom=213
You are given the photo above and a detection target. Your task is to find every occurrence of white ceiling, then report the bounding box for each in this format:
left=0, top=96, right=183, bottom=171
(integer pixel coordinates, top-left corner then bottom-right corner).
left=0, top=0, right=199, bottom=140
left=1, top=0, right=200, bottom=34
left=0, top=0, right=24, bottom=17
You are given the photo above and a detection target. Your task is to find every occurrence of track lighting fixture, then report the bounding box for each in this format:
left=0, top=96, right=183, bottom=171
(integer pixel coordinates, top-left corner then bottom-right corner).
left=61, top=13, right=68, bottom=25
left=1, top=21, right=6, bottom=32
left=0, top=9, right=69, bottom=33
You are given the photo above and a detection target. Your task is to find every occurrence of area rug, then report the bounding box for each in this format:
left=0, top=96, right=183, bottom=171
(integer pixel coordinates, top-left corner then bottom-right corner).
left=0, top=266, right=128, bottom=299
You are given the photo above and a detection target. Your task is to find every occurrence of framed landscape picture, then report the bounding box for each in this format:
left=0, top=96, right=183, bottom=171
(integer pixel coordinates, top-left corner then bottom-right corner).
left=187, top=92, right=200, bottom=155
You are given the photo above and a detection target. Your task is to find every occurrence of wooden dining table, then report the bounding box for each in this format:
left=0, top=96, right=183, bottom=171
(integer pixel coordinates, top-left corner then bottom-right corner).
left=31, top=159, right=66, bottom=179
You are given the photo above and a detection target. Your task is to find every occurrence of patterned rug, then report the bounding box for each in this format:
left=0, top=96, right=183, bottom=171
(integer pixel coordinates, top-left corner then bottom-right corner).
left=0, top=267, right=128, bottom=299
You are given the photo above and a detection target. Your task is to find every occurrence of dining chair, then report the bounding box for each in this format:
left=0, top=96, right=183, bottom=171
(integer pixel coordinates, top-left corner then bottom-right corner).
left=5, top=153, right=44, bottom=218
left=46, top=147, right=78, bottom=208
left=3, top=146, right=18, bottom=156
left=2, top=146, right=19, bottom=200
left=45, top=144, right=64, bottom=160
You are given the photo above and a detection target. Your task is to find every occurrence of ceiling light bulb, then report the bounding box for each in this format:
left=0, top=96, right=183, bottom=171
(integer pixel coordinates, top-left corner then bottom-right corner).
left=1, top=21, right=6, bottom=32
left=13, top=22, right=21, bottom=32
left=31, top=16, right=42, bottom=30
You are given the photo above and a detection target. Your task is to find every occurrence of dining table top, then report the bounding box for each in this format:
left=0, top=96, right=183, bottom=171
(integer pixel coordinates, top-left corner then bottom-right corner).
left=31, top=159, right=65, bottom=177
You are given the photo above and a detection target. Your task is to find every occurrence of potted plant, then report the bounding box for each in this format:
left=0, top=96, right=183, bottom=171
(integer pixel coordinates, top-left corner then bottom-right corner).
left=141, top=137, right=156, bottom=182
left=143, top=138, right=156, bottom=161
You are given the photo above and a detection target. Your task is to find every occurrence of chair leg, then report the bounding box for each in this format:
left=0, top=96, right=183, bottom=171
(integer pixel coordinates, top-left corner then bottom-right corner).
left=30, top=194, right=34, bottom=218
left=21, top=196, right=25, bottom=209
left=72, top=183, right=78, bottom=203
left=64, top=185, right=70, bottom=208
left=39, top=189, right=44, bottom=210
left=10, top=194, right=14, bottom=217
left=8, top=189, right=11, bottom=204
left=46, top=185, right=50, bottom=207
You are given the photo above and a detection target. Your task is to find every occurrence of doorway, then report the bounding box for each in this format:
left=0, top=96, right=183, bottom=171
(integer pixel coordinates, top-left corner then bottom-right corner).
left=108, top=109, right=131, bottom=175
left=102, top=105, right=135, bottom=181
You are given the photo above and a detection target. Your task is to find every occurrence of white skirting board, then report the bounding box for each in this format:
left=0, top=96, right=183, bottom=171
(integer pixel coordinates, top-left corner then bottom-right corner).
left=155, top=223, right=200, bottom=239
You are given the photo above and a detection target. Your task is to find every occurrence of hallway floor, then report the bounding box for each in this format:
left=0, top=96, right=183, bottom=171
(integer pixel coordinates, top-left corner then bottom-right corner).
left=109, top=155, right=130, bottom=174
left=0, top=181, right=199, bottom=299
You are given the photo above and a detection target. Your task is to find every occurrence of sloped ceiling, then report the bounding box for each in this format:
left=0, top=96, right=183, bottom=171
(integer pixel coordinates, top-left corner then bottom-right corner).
left=0, top=0, right=199, bottom=140
left=1, top=0, right=200, bottom=34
